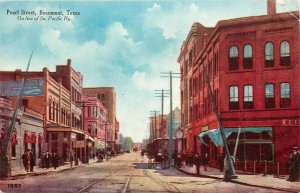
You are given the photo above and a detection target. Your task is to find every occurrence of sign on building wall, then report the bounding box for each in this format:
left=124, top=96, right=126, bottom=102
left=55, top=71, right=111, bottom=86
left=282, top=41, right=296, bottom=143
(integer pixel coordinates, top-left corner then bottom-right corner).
left=0, top=79, right=44, bottom=97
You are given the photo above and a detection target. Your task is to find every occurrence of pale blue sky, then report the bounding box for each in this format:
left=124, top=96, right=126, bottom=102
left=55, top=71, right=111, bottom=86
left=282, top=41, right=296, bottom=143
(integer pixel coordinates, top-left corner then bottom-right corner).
left=0, top=0, right=298, bottom=142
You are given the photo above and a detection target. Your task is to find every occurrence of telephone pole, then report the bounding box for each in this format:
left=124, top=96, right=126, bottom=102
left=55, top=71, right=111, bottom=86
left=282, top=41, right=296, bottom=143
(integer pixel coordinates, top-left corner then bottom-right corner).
left=154, top=89, right=169, bottom=154
left=160, top=71, right=180, bottom=164
left=201, top=62, right=237, bottom=180
left=0, top=52, right=33, bottom=178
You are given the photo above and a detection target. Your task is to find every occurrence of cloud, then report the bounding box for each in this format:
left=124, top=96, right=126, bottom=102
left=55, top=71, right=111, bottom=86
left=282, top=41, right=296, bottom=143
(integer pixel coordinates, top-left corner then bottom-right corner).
left=144, top=2, right=208, bottom=39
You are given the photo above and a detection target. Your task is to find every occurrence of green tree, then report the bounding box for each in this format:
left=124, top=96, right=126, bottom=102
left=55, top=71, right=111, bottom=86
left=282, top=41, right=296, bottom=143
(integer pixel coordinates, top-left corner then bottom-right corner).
left=124, top=137, right=134, bottom=151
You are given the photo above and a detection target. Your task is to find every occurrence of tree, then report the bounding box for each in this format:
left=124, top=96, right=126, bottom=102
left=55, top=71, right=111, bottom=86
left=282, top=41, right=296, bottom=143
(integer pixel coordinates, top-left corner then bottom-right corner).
left=124, top=137, right=134, bottom=151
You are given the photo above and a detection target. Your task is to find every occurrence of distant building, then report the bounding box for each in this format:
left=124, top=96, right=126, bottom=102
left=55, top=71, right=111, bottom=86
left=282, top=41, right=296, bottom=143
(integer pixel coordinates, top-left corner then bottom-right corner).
left=83, top=87, right=119, bottom=151
left=82, top=95, right=108, bottom=156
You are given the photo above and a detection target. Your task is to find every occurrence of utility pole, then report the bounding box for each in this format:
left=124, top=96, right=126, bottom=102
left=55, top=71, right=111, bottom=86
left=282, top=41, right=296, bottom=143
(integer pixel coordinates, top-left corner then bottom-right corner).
left=201, top=62, right=237, bottom=180
left=155, top=90, right=169, bottom=155
left=150, top=110, right=159, bottom=143
left=160, top=71, right=180, bottom=165
left=0, top=52, right=33, bottom=178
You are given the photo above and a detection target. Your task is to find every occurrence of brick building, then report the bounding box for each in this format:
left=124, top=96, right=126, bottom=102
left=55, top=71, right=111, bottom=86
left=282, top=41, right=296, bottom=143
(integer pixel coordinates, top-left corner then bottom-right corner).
left=178, top=0, right=299, bottom=169
left=82, top=95, right=108, bottom=157
left=0, top=59, right=86, bottom=164
left=82, top=87, right=119, bottom=151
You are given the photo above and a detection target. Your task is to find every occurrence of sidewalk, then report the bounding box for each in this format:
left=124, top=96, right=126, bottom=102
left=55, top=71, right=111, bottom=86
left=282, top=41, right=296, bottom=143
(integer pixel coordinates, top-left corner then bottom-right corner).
left=175, top=164, right=300, bottom=193
left=4, top=158, right=100, bottom=180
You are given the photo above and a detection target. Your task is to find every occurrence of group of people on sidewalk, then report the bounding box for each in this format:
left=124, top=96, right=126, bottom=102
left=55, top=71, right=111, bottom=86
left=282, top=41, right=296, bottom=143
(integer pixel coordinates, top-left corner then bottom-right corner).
left=41, top=151, right=60, bottom=169
left=172, top=151, right=209, bottom=175
left=21, top=149, right=35, bottom=172
left=21, top=150, right=60, bottom=172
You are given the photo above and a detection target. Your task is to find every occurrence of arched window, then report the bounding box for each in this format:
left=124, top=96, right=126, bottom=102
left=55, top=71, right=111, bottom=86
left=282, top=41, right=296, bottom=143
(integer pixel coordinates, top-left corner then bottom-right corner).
left=229, top=86, right=239, bottom=110
left=243, top=44, right=253, bottom=69
left=244, top=85, right=254, bottom=109
left=280, top=83, right=291, bottom=108
left=265, top=42, right=274, bottom=67
left=265, top=84, right=275, bottom=109
left=280, top=41, right=290, bottom=66
left=229, top=46, right=239, bottom=70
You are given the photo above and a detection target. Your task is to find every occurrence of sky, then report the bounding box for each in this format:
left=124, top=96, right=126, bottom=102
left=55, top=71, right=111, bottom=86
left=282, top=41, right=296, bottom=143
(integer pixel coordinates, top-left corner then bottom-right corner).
left=0, top=0, right=298, bottom=142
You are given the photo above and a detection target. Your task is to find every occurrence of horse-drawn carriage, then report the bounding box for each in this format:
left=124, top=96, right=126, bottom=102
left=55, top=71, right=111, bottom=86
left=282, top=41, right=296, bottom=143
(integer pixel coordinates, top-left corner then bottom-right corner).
left=147, top=138, right=171, bottom=169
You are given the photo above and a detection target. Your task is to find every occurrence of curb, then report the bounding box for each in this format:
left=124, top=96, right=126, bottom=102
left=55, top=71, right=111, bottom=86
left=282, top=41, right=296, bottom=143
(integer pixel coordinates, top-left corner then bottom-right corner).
left=4, top=161, right=100, bottom=180
left=173, top=166, right=299, bottom=193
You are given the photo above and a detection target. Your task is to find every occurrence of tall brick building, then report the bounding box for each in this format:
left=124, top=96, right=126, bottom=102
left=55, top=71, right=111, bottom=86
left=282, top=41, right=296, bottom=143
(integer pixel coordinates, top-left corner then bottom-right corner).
left=82, top=87, right=119, bottom=151
left=178, top=0, right=299, bottom=169
left=0, top=59, right=86, bottom=163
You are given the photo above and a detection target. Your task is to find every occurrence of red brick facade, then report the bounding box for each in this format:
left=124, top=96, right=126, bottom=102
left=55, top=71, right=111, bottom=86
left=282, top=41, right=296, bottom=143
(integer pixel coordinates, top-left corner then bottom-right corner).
left=178, top=3, right=299, bottom=168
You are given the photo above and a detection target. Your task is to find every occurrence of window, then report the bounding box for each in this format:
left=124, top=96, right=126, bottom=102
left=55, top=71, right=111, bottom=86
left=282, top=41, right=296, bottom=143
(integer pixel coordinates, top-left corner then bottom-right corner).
left=229, top=46, right=239, bottom=70
left=243, top=44, right=253, bottom=69
left=48, top=99, right=52, bottom=120
left=265, top=84, right=275, bottom=108
left=11, top=144, right=16, bottom=157
left=87, top=106, right=91, bottom=117
left=265, top=42, right=274, bottom=67
left=280, top=83, right=291, bottom=108
left=93, top=106, right=97, bottom=117
left=88, top=125, right=91, bottom=134
left=280, top=41, right=290, bottom=66
left=229, top=86, right=239, bottom=110
left=94, top=123, right=97, bottom=135
left=244, top=85, right=254, bottom=109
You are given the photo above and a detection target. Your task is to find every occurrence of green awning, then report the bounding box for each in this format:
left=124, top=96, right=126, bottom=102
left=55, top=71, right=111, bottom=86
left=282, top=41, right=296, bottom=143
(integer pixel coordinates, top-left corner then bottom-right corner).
left=198, top=127, right=272, bottom=147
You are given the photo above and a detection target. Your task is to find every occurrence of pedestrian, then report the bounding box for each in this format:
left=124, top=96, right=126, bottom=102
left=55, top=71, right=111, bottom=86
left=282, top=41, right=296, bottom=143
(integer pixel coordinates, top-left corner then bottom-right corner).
left=29, top=150, right=35, bottom=172
left=189, top=152, right=194, bottom=167
left=202, top=153, right=209, bottom=171
left=44, top=151, right=51, bottom=169
left=172, top=150, right=178, bottom=166
left=194, top=153, right=201, bottom=175
left=184, top=152, right=189, bottom=166
left=70, top=151, right=74, bottom=168
left=177, top=153, right=182, bottom=168
left=41, top=152, right=45, bottom=168
left=288, top=146, right=300, bottom=182
left=219, top=153, right=225, bottom=172
left=52, top=152, right=59, bottom=169
left=21, top=150, right=30, bottom=172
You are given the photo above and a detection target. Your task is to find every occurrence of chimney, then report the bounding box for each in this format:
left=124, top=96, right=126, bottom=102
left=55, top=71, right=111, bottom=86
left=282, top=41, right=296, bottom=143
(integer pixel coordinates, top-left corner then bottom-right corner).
left=67, top=58, right=71, bottom=66
left=267, top=0, right=276, bottom=15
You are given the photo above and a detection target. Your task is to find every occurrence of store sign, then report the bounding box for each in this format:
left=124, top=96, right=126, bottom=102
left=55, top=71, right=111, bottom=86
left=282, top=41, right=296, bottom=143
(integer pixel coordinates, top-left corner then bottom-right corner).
left=0, top=79, right=44, bottom=97
left=74, top=140, right=84, bottom=148
left=281, top=119, right=300, bottom=126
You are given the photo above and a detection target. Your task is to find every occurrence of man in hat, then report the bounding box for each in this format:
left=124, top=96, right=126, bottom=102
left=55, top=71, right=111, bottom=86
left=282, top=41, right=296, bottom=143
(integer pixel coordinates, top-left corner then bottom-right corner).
left=288, top=146, right=300, bottom=182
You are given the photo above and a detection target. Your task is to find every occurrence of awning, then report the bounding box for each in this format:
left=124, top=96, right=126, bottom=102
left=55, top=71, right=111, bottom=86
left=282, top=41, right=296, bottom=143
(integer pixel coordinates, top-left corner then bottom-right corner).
left=198, top=127, right=272, bottom=147
left=94, top=141, right=106, bottom=149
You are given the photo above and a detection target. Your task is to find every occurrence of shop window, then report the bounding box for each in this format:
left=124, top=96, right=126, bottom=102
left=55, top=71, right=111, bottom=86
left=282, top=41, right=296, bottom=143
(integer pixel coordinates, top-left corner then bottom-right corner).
left=229, top=86, right=239, bottom=110
left=229, top=46, right=239, bottom=70
left=243, top=44, right=253, bottom=69
left=280, top=83, right=291, bottom=108
left=280, top=41, right=290, bottom=66
left=264, top=42, right=274, bottom=67
left=265, top=84, right=275, bottom=108
left=243, top=85, right=254, bottom=109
